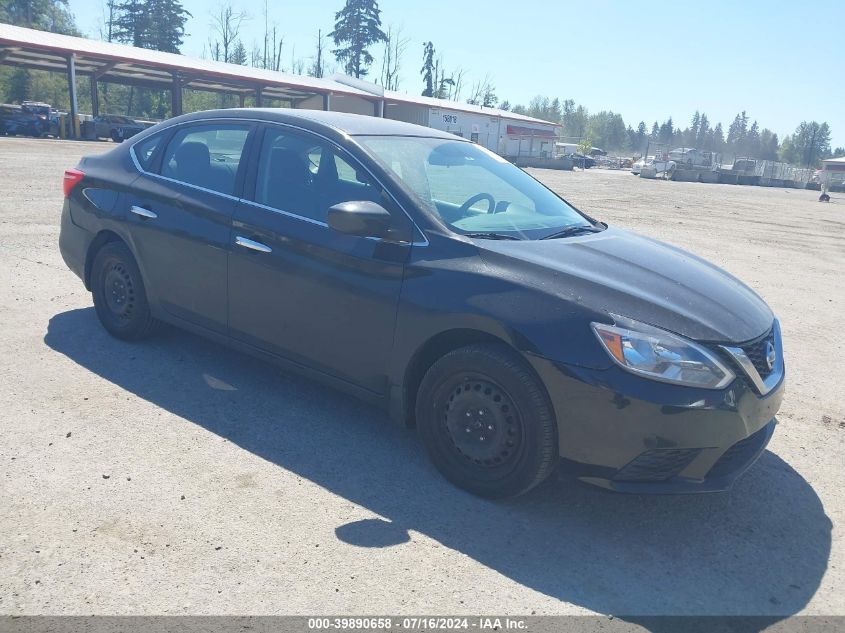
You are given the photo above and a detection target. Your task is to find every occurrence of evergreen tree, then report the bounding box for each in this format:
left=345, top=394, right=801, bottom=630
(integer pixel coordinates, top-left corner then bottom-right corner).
left=784, top=121, right=832, bottom=167
left=634, top=121, right=647, bottom=152
left=689, top=110, right=701, bottom=146
left=230, top=40, right=248, bottom=65
left=726, top=111, right=749, bottom=154
left=658, top=117, right=674, bottom=145
left=759, top=129, right=779, bottom=161
left=746, top=121, right=761, bottom=157
left=650, top=121, right=659, bottom=140
left=330, top=0, right=387, bottom=78
left=144, top=0, right=191, bottom=53
left=0, top=0, right=78, bottom=34
left=6, top=67, right=32, bottom=102
left=696, top=113, right=710, bottom=148
left=420, top=41, right=435, bottom=97
left=112, top=0, right=148, bottom=47
left=711, top=122, right=725, bottom=151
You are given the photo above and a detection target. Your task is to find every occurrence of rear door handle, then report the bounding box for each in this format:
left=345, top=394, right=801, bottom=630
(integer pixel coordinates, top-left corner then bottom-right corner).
left=130, top=205, right=157, bottom=219
left=235, top=236, right=272, bottom=253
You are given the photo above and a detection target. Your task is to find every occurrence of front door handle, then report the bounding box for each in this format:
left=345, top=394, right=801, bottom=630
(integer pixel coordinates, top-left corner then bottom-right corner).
left=130, top=205, right=157, bottom=219
left=235, top=236, right=272, bottom=253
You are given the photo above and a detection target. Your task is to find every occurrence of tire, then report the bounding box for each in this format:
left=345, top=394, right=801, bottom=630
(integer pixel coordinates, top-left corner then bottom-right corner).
left=111, top=130, right=122, bottom=143
left=416, top=343, right=558, bottom=498
left=90, top=241, right=158, bottom=341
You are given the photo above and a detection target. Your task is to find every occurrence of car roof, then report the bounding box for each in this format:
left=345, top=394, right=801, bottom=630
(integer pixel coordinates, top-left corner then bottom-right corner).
left=174, top=108, right=465, bottom=141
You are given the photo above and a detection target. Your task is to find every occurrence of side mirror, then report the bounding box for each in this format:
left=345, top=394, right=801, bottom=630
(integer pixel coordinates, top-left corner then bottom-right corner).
left=327, top=201, right=392, bottom=239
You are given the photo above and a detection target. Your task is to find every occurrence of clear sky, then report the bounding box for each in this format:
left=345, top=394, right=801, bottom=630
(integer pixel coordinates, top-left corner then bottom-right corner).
left=66, top=0, right=845, bottom=148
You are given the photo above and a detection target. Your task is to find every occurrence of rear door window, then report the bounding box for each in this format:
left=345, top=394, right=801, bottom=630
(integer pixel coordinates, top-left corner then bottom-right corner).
left=160, top=124, right=251, bottom=196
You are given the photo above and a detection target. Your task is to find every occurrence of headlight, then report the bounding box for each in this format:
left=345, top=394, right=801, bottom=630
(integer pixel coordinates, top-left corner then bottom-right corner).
left=591, top=317, right=735, bottom=389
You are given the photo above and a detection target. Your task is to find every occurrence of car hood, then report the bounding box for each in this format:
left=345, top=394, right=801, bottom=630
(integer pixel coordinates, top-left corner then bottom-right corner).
left=476, top=226, right=773, bottom=344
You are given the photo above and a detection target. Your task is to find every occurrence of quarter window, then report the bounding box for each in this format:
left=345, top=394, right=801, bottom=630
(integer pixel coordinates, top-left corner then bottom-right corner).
left=160, top=124, right=251, bottom=196
left=254, top=128, right=380, bottom=223
left=132, top=133, right=164, bottom=172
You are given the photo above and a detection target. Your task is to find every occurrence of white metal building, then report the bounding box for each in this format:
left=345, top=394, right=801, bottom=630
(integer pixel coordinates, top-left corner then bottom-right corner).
left=821, top=156, right=845, bottom=185
left=297, top=76, right=559, bottom=159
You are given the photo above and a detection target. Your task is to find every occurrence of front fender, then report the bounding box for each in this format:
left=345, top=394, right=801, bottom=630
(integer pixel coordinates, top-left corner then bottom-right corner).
left=391, top=238, right=614, bottom=384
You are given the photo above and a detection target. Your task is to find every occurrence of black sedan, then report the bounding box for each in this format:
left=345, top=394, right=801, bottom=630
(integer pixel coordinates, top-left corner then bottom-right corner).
left=58, top=109, right=784, bottom=497
left=569, top=153, right=596, bottom=169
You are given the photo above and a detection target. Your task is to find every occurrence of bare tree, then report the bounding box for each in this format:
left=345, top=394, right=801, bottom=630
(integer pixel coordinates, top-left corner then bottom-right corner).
left=450, top=68, right=466, bottom=101
left=262, top=0, right=269, bottom=70
left=466, top=74, right=497, bottom=107
left=209, top=3, right=248, bottom=63
left=271, top=26, right=284, bottom=71
left=309, top=29, right=326, bottom=78
left=99, top=0, right=116, bottom=42
left=289, top=45, right=307, bottom=75
left=380, top=24, right=409, bottom=91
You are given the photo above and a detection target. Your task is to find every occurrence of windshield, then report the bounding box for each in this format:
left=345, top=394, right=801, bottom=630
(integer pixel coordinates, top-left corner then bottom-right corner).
left=357, top=136, right=592, bottom=239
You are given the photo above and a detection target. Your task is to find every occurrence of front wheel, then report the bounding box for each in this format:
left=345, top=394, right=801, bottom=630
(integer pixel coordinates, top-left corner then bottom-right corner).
left=416, top=343, right=559, bottom=498
left=91, top=241, right=158, bottom=340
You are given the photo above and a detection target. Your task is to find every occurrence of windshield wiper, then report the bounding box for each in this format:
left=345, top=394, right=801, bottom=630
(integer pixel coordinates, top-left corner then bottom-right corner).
left=463, top=232, right=523, bottom=240
left=540, top=224, right=603, bottom=240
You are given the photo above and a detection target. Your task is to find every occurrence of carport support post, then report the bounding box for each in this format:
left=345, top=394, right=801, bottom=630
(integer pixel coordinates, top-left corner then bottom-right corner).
left=374, top=99, right=385, bottom=117
left=239, top=93, right=246, bottom=108
left=66, top=54, right=79, bottom=139
left=323, top=92, right=332, bottom=111
left=171, top=73, right=183, bottom=117
left=90, top=76, right=99, bottom=118
left=255, top=86, right=264, bottom=107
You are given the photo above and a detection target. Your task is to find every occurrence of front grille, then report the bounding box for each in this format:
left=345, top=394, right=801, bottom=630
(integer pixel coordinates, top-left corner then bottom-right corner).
left=740, top=328, right=776, bottom=379
left=614, top=448, right=701, bottom=482
left=707, top=425, right=770, bottom=478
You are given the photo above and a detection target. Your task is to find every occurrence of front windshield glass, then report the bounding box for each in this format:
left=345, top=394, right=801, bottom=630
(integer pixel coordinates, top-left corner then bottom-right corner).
left=357, top=136, right=592, bottom=239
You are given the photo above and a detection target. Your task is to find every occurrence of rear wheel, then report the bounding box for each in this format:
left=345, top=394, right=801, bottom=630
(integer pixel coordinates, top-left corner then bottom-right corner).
left=91, top=242, right=158, bottom=340
left=416, top=343, right=558, bottom=498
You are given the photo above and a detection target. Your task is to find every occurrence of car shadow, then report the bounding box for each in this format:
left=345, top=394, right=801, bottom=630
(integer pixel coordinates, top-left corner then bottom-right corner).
left=44, top=308, right=831, bottom=627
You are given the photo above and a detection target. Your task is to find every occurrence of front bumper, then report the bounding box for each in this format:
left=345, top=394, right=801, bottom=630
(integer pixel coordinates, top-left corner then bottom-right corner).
left=527, top=354, right=784, bottom=493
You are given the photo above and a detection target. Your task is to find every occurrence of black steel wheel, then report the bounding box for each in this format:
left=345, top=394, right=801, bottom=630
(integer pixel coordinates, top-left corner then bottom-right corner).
left=91, top=241, right=158, bottom=340
left=416, top=343, right=558, bottom=498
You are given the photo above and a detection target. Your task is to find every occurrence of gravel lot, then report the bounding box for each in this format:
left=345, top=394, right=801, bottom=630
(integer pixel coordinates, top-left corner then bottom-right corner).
left=0, top=136, right=843, bottom=619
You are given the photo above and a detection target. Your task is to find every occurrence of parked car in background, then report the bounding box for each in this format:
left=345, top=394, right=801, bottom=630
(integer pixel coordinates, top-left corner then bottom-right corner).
left=93, top=114, right=146, bottom=142
left=59, top=109, right=784, bottom=498
left=730, top=158, right=758, bottom=175
left=1, top=101, right=56, bottom=137
left=570, top=153, right=596, bottom=169
left=0, top=103, right=21, bottom=135
left=634, top=156, right=676, bottom=176
left=668, top=147, right=714, bottom=169
left=632, top=155, right=653, bottom=175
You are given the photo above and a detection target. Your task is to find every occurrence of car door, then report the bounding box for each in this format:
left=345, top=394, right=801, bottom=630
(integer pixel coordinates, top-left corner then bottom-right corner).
left=124, top=121, right=255, bottom=334
left=228, top=124, right=413, bottom=395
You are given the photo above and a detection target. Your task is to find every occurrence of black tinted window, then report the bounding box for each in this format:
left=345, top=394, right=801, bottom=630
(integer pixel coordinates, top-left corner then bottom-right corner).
left=133, top=133, right=164, bottom=171
left=161, top=124, right=250, bottom=196
left=254, top=128, right=380, bottom=223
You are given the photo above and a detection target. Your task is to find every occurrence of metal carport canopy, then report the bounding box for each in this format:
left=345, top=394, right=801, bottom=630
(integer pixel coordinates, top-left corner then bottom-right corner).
left=0, top=23, right=376, bottom=105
